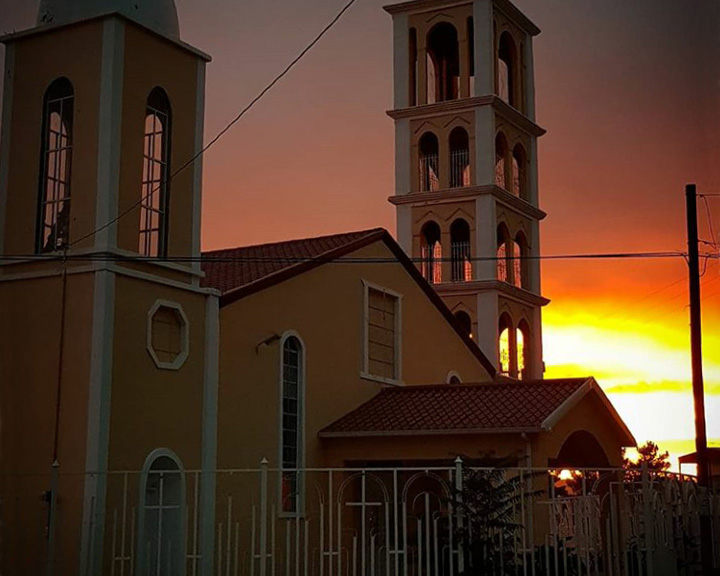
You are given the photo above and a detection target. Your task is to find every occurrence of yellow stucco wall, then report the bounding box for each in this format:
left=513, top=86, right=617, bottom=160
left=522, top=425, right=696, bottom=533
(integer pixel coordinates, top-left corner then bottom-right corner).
left=0, top=270, right=95, bottom=573
left=2, top=21, right=103, bottom=256
left=108, top=274, right=208, bottom=472
left=217, top=239, right=493, bottom=472
left=535, top=390, right=629, bottom=468
left=116, top=23, right=201, bottom=263
left=321, top=433, right=530, bottom=467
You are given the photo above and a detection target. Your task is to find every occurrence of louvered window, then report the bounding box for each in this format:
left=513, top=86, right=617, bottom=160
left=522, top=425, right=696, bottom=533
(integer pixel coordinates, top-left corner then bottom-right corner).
left=364, top=284, right=401, bottom=382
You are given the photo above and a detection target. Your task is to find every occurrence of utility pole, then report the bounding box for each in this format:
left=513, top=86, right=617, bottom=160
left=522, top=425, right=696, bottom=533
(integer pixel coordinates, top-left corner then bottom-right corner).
left=685, top=183, right=714, bottom=575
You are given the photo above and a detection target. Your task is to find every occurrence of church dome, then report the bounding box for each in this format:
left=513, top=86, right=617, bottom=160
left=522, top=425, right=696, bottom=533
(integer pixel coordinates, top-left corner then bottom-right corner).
left=37, top=0, right=180, bottom=39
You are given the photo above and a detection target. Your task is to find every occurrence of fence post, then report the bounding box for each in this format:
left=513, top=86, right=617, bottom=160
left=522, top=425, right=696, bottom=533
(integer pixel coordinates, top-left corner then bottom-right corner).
left=260, top=458, right=269, bottom=576
left=641, top=463, right=655, bottom=576
left=454, top=457, right=465, bottom=575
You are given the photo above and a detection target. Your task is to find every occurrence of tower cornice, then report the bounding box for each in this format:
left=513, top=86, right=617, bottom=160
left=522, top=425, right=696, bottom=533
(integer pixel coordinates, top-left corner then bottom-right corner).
left=387, top=96, right=546, bottom=137
left=0, top=13, right=211, bottom=62
left=383, top=0, right=540, bottom=37
left=389, top=185, right=547, bottom=221
left=434, top=280, right=550, bottom=307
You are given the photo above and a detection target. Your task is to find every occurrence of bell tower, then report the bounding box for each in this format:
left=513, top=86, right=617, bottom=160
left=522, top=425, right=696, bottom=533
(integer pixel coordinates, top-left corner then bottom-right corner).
left=0, top=1, right=218, bottom=574
left=385, top=0, right=548, bottom=379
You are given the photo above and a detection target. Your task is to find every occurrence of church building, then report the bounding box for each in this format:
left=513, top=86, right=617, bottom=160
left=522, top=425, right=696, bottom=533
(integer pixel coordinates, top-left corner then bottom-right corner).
left=0, top=0, right=637, bottom=574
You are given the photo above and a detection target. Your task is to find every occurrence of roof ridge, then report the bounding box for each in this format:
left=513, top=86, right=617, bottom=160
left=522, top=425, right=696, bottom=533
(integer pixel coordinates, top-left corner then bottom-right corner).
left=381, top=378, right=591, bottom=393
left=201, top=228, right=386, bottom=256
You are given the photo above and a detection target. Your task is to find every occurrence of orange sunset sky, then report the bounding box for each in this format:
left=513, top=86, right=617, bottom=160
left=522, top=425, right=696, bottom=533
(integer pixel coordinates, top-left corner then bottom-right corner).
left=1, top=0, right=719, bottom=466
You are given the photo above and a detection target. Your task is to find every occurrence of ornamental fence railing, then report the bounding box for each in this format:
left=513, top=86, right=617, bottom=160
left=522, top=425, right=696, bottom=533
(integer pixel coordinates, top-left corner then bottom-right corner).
left=2, top=462, right=718, bottom=576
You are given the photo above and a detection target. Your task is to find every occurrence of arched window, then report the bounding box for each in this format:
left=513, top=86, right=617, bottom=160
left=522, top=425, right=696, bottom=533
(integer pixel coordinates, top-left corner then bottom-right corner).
left=138, top=451, right=184, bottom=575
left=494, top=132, right=508, bottom=190
left=512, top=144, right=527, bottom=199
left=498, top=314, right=513, bottom=376
left=140, top=87, right=171, bottom=257
left=37, top=78, right=74, bottom=253
left=426, top=23, right=460, bottom=103
left=497, top=32, right=517, bottom=107
left=454, top=311, right=472, bottom=339
left=496, top=224, right=510, bottom=282
left=517, top=320, right=531, bottom=379
left=281, top=335, right=304, bottom=514
left=409, top=28, right=418, bottom=106
left=450, top=219, right=471, bottom=282
left=420, top=221, right=442, bottom=284
left=418, top=132, right=439, bottom=192
left=449, top=127, right=470, bottom=188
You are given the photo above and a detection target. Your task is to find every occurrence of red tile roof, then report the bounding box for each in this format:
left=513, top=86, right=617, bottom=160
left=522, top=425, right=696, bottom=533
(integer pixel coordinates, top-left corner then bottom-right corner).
left=200, top=227, right=497, bottom=376
left=201, top=228, right=385, bottom=296
left=319, top=379, right=591, bottom=437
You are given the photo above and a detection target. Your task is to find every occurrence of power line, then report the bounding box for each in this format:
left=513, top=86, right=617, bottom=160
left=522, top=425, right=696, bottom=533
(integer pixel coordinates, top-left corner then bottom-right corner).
left=0, top=250, right=690, bottom=265
left=70, top=0, right=360, bottom=248
left=701, top=195, right=718, bottom=248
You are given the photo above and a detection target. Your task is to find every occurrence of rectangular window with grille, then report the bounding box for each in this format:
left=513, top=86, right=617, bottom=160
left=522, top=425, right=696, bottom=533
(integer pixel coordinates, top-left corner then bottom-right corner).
left=363, top=283, right=402, bottom=383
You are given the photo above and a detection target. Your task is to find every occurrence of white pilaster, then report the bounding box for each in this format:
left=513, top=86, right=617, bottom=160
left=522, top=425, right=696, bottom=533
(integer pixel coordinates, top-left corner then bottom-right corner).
left=192, top=61, right=207, bottom=283
left=476, top=291, right=499, bottom=368
left=0, top=44, right=15, bottom=256
left=474, top=195, right=496, bottom=280
left=523, top=37, right=536, bottom=121
left=531, top=305, right=544, bottom=378
left=396, top=205, right=412, bottom=253
left=94, top=18, right=125, bottom=252
left=200, top=294, right=219, bottom=576
left=394, top=118, right=411, bottom=196
left=80, top=268, right=116, bottom=576
left=474, top=105, right=495, bottom=186
left=392, top=14, right=410, bottom=110
left=473, top=0, right=494, bottom=97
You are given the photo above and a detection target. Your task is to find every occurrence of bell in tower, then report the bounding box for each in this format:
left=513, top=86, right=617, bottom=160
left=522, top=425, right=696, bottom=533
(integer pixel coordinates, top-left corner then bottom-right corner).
left=386, top=0, right=548, bottom=380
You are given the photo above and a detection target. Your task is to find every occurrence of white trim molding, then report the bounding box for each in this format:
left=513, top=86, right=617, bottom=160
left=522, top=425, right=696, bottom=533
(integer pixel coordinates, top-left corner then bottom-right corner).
left=146, top=299, right=190, bottom=370
left=277, top=330, right=307, bottom=518
left=94, top=17, right=125, bottom=252
left=361, top=279, right=404, bottom=386
left=200, top=294, right=219, bottom=575
left=446, top=370, right=462, bottom=384
left=191, top=61, right=207, bottom=283
left=80, top=268, right=116, bottom=576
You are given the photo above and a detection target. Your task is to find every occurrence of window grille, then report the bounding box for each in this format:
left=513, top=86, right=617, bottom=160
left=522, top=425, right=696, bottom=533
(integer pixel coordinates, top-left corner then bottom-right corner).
left=140, top=89, right=170, bottom=257
left=366, top=287, right=399, bottom=380
left=38, top=79, right=74, bottom=253
left=281, top=337, right=303, bottom=514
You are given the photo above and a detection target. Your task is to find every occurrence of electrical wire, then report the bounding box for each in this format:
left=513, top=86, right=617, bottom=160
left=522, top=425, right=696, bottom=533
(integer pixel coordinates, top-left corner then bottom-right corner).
left=701, top=196, right=718, bottom=248
left=0, top=250, right=690, bottom=265
left=69, top=0, right=361, bottom=248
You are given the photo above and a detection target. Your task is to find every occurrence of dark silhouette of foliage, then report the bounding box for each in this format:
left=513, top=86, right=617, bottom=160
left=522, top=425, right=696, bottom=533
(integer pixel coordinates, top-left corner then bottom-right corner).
left=622, top=441, right=671, bottom=482
left=450, top=456, right=543, bottom=575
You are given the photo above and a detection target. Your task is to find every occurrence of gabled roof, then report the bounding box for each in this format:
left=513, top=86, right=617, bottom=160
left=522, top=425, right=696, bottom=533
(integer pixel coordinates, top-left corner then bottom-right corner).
left=319, top=377, right=636, bottom=446
left=201, top=228, right=497, bottom=376
left=202, top=228, right=384, bottom=296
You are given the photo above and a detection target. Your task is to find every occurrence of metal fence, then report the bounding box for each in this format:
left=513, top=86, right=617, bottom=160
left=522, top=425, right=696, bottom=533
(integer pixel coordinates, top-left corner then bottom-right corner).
left=3, top=462, right=718, bottom=576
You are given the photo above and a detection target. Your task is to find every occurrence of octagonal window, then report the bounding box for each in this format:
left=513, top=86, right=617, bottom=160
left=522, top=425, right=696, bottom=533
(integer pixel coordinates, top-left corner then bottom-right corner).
left=147, top=301, right=189, bottom=370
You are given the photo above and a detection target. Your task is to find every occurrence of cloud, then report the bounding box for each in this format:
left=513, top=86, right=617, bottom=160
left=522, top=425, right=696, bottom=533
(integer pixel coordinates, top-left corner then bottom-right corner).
left=606, top=380, right=720, bottom=395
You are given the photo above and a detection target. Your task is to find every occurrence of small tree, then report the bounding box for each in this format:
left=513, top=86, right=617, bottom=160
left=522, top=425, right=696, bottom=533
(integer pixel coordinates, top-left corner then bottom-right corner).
left=451, top=456, right=543, bottom=575
left=623, top=441, right=671, bottom=482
